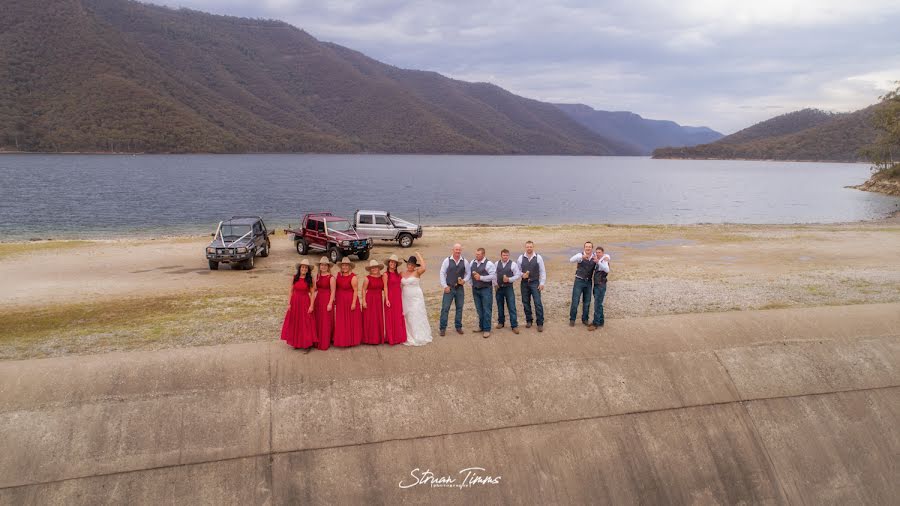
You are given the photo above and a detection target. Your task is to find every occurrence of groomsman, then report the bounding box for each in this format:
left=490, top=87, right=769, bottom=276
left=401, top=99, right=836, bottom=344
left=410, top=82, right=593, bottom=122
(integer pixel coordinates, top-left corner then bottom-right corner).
left=569, top=241, right=597, bottom=326
left=469, top=247, right=496, bottom=338
left=517, top=240, right=546, bottom=332
left=494, top=248, right=521, bottom=334
left=439, top=243, right=469, bottom=336
left=589, top=246, right=610, bottom=331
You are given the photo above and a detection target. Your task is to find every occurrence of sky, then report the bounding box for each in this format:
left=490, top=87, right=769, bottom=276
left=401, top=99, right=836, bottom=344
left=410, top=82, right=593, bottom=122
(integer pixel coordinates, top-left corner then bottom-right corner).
left=155, top=0, right=900, bottom=134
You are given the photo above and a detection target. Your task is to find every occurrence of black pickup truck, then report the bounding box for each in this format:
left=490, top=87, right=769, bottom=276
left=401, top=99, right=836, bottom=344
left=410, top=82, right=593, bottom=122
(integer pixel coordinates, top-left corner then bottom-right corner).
left=205, top=216, right=273, bottom=270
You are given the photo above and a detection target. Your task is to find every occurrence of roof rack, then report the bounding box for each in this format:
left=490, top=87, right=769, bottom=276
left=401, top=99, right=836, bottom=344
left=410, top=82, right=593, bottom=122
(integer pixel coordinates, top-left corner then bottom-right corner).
left=305, top=212, right=335, bottom=218
left=230, top=215, right=262, bottom=220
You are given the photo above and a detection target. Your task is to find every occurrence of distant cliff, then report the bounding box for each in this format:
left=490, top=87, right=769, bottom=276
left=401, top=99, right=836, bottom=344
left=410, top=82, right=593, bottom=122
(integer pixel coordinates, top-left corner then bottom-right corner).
left=555, top=104, right=722, bottom=155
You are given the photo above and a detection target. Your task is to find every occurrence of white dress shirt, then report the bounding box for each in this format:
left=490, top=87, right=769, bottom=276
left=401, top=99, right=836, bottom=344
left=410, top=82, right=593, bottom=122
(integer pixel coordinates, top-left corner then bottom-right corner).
left=596, top=254, right=610, bottom=274
left=493, top=259, right=522, bottom=287
left=469, top=258, right=496, bottom=285
left=516, top=253, right=547, bottom=286
left=439, top=256, right=470, bottom=289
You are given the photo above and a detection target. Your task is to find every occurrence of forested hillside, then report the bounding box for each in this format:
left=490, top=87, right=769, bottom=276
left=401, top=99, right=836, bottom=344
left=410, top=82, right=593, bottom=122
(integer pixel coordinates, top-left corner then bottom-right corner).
left=653, top=107, right=878, bottom=161
left=0, top=0, right=637, bottom=154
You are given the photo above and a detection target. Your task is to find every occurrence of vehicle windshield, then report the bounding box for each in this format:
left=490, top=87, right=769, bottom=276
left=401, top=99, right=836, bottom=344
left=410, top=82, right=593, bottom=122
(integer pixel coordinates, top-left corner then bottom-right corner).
left=326, top=219, right=352, bottom=233
left=220, top=224, right=251, bottom=239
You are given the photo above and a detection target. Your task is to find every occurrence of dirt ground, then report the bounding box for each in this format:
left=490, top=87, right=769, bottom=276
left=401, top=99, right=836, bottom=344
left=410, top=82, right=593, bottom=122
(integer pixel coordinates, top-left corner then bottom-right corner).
left=3, top=217, right=899, bottom=360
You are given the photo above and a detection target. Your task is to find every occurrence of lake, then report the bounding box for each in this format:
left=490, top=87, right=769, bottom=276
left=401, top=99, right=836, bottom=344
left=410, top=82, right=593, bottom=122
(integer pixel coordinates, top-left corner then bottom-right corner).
left=0, top=154, right=897, bottom=240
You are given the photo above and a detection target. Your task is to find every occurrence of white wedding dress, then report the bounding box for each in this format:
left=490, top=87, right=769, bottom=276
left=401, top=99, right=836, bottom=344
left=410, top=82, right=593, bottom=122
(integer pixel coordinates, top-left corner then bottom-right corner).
left=401, top=275, right=433, bottom=346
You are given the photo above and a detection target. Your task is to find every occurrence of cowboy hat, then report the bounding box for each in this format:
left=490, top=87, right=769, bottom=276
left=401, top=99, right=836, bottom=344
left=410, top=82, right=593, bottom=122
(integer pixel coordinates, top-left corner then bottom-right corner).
left=365, top=259, right=385, bottom=272
left=318, top=256, right=332, bottom=265
left=338, top=257, right=354, bottom=267
left=385, top=254, right=401, bottom=265
left=404, top=255, right=419, bottom=266
left=297, top=259, right=311, bottom=267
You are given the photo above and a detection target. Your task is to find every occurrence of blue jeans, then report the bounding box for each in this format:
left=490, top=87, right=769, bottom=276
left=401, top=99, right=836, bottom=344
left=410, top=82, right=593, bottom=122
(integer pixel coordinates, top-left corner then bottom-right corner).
left=521, top=279, right=544, bottom=325
left=440, top=286, right=465, bottom=330
left=569, top=277, right=592, bottom=322
left=472, top=286, right=493, bottom=332
left=495, top=285, right=518, bottom=328
left=592, top=284, right=607, bottom=326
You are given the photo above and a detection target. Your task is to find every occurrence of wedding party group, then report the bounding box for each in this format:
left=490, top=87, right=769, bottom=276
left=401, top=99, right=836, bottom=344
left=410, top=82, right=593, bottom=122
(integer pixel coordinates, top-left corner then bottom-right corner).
left=279, top=240, right=610, bottom=350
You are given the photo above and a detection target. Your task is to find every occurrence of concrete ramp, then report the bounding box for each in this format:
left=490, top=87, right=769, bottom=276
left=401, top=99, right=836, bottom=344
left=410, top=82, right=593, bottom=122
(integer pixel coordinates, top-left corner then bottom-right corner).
left=1, top=303, right=898, bottom=504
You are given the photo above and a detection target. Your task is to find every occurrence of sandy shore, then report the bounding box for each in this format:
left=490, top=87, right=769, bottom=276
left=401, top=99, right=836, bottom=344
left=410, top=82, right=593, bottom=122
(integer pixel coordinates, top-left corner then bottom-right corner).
left=3, top=219, right=900, bottom=360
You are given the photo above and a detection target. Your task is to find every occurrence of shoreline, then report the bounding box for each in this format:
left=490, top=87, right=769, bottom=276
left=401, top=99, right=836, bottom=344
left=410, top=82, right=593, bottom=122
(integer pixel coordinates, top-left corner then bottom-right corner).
left=2, top=211, right=898, bottom=244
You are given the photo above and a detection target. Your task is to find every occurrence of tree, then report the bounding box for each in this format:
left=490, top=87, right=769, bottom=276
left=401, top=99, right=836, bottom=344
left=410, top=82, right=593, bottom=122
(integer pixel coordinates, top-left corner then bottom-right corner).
left=862, top=82, right=900, bottom=178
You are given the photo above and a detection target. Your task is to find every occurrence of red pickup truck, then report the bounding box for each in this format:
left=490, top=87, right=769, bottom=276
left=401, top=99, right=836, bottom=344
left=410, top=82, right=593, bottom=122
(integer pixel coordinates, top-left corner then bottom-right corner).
left=286, top=212, right=373, bottom=264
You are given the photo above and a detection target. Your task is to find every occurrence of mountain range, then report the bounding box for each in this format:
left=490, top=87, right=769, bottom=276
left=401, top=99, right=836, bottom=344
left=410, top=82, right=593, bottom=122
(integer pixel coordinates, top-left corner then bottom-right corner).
left=554, top=104, right=723, bottom=155
left=0, top=0, right=729, bottom=156
left=652, top=106, right=879, bottom=162
left=0, top=0, right=639, bottom=155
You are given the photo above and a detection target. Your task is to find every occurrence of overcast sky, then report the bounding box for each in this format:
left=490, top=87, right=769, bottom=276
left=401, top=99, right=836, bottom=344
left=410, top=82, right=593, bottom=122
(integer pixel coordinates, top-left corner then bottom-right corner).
left=156, top=0, right=899, bottom=133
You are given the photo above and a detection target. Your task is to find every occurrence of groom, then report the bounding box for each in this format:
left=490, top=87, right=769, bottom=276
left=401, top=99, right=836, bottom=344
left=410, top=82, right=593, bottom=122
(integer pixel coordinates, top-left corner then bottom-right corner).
left=439, top=243, right=469, bottom=336
left=469, top=247, right=496, bottom=338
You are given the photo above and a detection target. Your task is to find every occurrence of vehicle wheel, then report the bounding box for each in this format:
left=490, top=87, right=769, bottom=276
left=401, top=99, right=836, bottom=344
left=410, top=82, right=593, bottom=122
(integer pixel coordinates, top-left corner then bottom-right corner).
left=328, top=246, right=342, bottom=264
left=208, top=260, right=219, bottom=270
left=243, top=255, right=255, bottom=270
left=398, top=233, right=414, bottom=248
left=260, top=241, right=270, bottom=257
left=357, top=250, right=370, bottom=261
left=295, top=239, right=309, bottom=255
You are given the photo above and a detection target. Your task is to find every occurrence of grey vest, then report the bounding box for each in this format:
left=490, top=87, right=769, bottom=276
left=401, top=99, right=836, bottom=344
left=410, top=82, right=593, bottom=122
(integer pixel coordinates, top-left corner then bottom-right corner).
left=471, top=260, right=491, bottom=289
left=520, top=254, right=540, bottom=282
left=575, top=256, right=596, bottom=280
left=445, top=256, right=466, bottom=288
left=496, top=260, right=514, bottom=287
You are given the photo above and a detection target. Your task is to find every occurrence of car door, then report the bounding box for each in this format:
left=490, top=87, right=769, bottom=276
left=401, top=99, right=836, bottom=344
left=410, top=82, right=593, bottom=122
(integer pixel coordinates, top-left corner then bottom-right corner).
left=356, top=213, right=377, bottom=238
left=372, top=214, right=394, bottom=239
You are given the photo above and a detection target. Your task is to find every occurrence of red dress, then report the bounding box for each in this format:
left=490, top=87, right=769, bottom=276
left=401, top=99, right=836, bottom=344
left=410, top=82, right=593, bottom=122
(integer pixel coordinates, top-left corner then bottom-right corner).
left=333, top=272, right=362, bottom=347
left=362, top=275, right=385, bottom=344
left=384, top=271, right=407, bottom=345
left=314, top=274, right=333, bottom=350
left=280, top=277, right=317, bottom=349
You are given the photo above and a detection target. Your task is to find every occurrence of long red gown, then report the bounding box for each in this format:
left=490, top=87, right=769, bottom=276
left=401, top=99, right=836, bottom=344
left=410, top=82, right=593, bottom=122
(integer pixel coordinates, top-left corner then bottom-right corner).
left=362, top=275, right=385, bottom=344
left=280, top=277, right=317, bottom=349
left=314, top=273, right=333, bottom=350
left=333, top=272, right=362, bottom=347
left=384, top=271, right=407, bottom=345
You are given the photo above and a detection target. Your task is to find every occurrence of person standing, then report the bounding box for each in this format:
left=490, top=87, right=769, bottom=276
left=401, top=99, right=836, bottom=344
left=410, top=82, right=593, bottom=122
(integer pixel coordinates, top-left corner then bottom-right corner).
left=470, top=247, right=496, bottom=338
left=517, top=240, right=546, bottom=332
left=589, top=247, right=610, bottom=331
left=333, top=258, right=362, bottom=347
left=494, top=248, right=521, bottom=334
left=384, top=254, right=408, bottom=345
left=569, top=241, right=596, bottom=327
left=361, top=260, right=387, bottom=345
left=438, top=243, right=469, bottom=336
left=402, top=252, right=433, bottom=346
left=280, top=259, right=318, bottom=350
left=313, top=257, right=336, bottom=350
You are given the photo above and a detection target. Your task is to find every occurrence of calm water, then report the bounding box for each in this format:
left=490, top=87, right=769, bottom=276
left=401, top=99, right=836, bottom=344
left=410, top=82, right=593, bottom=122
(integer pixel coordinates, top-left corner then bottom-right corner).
left=0, top=154, right=897, bottom=239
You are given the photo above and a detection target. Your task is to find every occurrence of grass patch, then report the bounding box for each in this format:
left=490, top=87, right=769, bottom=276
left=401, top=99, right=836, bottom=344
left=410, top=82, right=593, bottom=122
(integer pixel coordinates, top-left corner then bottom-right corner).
left=1, top=293, right=284, bottom=360
left=0, top=240, right=92, bottom=259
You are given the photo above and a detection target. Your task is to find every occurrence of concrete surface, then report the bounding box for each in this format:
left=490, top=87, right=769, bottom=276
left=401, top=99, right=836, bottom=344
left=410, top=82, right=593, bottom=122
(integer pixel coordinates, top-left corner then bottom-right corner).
left=1, top=303, right=899, bottom=504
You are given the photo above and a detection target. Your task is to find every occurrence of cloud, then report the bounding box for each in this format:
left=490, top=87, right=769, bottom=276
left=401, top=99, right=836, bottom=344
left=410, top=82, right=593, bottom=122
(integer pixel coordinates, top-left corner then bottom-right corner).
left=154, top=0, right=900, bottom=133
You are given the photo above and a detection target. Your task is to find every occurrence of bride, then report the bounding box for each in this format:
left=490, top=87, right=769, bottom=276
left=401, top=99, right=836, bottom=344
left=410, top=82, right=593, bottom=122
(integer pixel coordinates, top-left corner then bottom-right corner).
left=401, top=251, right=433, bottom=346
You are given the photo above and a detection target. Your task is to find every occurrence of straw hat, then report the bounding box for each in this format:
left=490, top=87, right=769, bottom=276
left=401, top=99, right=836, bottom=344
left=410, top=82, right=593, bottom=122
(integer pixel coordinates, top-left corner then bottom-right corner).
left=338, top=257, right=354, bottom=268
left=318, top=256, right=332, bottom=266
left=385, top=254, right=401, bottom=269
left=297, top=259, right=311, bottom=268
left=366, top=259, right=385, bottom=272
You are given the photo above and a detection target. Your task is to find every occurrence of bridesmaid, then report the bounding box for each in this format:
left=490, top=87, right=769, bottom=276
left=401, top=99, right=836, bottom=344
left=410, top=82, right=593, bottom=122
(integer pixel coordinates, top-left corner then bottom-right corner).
left=361, top=260, right=388, bottom=344
left=333, top=257, right=363, bottom=347
left=383, top=254, right=408, bottom=345
left=280, top=259, right=318, bottom=350
left=314, top=256, right=336, bottom=350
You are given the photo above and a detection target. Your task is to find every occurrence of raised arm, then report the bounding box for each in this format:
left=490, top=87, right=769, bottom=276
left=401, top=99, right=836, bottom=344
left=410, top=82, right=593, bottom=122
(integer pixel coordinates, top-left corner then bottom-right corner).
left=569, top=252, right=584, bottom=263
left=415, top=251, right=427, bottom=276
